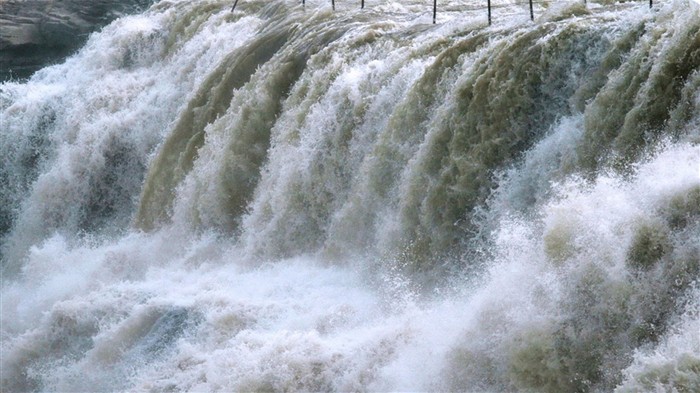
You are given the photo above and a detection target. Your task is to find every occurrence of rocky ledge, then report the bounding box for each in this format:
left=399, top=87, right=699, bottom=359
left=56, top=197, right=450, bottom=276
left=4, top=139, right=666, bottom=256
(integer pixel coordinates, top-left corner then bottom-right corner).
left=1, top=0, right=154, bottom=82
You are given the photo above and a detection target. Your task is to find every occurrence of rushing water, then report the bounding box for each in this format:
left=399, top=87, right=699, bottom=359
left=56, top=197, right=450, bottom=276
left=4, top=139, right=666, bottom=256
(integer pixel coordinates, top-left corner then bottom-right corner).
left=1, top=0, right=699, bottom=391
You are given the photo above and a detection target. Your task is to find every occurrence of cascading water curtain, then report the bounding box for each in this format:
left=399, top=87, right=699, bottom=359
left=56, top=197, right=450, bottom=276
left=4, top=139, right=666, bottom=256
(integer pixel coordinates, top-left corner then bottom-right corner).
left=1, top=0, right=698, bottom=391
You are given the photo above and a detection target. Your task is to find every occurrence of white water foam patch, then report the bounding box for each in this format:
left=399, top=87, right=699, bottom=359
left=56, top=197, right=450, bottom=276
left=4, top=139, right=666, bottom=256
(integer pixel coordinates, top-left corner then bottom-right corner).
left=1, top=229, right=206, bottom=334
left=0, top=2, right=260, bottom=267
left=0, top=228, right=471, bottom=391
left=491, top=114, right=586, bottom=216
left=435, top=142, right=700, bottom=389
left=1, top=141, right=697, bottom=390
left=616, top=287, right=700, bottom=392
left=536, top=141, right=700, bottom=293
left=119, top=274, right=476, bottom=392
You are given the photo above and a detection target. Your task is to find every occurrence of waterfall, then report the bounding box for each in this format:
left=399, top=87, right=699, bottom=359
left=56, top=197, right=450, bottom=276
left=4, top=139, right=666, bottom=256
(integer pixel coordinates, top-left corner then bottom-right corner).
left=1, top=0, right=698, bottom=391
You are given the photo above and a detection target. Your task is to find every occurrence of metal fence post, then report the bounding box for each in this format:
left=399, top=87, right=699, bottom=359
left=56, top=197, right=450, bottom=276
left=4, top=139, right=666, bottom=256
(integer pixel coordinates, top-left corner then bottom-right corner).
left=488, top=0, right=491, bottom=25
left=433, top=0, right=437, bottom=23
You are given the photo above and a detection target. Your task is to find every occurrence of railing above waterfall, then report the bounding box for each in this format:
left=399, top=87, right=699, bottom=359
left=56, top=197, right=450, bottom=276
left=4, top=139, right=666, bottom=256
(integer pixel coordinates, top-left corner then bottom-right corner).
left=232, top=0, right=664, bottom=25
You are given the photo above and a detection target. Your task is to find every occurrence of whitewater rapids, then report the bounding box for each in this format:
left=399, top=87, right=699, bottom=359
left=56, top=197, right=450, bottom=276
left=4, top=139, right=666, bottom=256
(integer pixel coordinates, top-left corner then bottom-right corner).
left=1, top=0, right=699, bottom=391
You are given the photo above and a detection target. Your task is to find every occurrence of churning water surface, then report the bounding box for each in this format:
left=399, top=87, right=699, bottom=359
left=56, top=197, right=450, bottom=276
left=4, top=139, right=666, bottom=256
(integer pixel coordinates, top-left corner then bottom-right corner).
left=1, top=0, right=699, bottom=391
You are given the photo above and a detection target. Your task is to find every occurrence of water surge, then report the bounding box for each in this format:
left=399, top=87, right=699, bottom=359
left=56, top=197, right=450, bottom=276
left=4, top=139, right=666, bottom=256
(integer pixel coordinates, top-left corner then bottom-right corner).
left=1, top=0, right=699, bottom=391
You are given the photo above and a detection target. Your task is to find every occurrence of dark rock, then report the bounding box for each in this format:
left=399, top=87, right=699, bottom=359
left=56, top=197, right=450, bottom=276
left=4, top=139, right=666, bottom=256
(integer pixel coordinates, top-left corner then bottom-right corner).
left=0, top=0, right=155, bottom=82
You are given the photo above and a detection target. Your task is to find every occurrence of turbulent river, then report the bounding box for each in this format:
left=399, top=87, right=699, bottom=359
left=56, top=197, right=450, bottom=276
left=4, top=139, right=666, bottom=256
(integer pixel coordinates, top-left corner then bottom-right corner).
left=1, top=0, right=699, bottom=391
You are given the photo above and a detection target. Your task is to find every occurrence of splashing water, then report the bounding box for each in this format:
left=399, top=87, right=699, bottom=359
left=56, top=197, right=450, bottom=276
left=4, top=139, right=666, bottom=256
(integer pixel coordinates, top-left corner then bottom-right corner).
left=1, top=0, right=699, bottom=391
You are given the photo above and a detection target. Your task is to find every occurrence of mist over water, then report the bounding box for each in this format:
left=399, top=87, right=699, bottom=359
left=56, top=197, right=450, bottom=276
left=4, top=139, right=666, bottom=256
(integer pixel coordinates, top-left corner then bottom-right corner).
left=1, top=0, right=699, bottom=391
